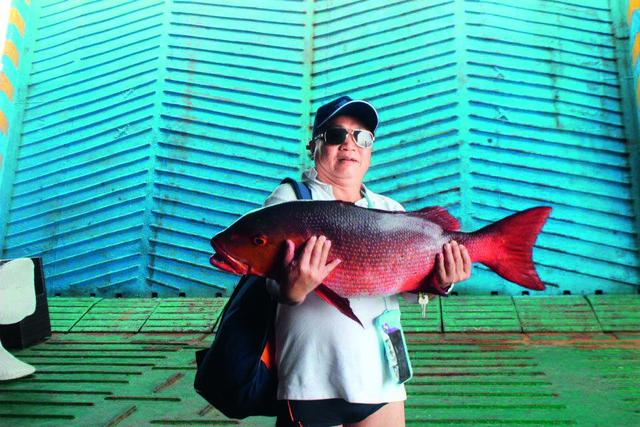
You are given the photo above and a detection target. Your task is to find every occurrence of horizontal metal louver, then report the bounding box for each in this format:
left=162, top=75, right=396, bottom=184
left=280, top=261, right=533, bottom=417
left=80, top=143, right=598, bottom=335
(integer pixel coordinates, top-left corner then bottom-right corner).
left=0, top=0, right=637, bottom=296
left=464, top=0, right=638, bottom=293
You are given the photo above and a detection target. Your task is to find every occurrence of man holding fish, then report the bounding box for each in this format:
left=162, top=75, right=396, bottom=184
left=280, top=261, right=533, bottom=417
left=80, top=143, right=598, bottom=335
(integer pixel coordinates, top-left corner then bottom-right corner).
left=263, top=96, right=472, bottom=426
left=210, top=95, right=550, bottom=425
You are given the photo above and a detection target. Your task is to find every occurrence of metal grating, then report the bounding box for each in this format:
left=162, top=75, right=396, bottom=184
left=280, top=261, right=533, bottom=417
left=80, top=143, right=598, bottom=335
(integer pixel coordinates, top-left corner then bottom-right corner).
left=46, top=295, right=522, bottom=335
left=406, top=336, right=574, bottom=426
left=400, top=296, right=443, bottom=333
left=140, top=298, right=225, bottom=333
left=48, top=297, right=101, bottom=333
left=0, top=326, right=638, bottom=426
left=71, top=299, right=159, bottom=333
left=513, top=296, right=603, bottom=333
left=586, top=294, right=640, bottom=332
left=441, top=295, right=521, bottom=332
left=44, top=293, right=640, bottom=334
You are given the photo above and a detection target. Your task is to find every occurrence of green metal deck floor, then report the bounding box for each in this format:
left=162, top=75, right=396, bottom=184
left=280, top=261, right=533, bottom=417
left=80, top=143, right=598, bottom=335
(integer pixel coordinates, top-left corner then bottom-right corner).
left=0, top=295, right=638, bottom=426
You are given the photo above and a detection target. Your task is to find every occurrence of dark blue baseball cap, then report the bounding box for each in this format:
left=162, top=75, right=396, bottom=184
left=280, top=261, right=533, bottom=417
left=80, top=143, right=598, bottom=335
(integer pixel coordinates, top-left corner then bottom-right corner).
left=312, top=96, right=379, bottom=137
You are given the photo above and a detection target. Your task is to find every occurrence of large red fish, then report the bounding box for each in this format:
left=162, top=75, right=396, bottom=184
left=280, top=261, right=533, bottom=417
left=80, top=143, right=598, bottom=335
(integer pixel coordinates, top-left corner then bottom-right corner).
left=210, top=201, right=551, bottom=325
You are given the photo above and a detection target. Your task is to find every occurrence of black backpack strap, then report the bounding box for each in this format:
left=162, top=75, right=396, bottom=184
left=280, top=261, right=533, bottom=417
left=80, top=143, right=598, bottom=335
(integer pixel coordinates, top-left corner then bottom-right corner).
left=195, top=177, right=312, bottom=418
left=280, top=177, right=312, bottom=200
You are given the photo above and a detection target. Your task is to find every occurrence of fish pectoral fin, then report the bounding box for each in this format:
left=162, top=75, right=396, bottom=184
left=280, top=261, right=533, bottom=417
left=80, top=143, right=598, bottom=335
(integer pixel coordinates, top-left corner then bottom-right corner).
left=314, top=285, right=363, bottom=327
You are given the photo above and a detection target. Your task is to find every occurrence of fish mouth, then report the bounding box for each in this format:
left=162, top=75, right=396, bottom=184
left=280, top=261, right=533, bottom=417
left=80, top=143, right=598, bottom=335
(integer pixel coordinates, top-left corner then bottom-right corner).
left=210, top=241, right=249, bottom=275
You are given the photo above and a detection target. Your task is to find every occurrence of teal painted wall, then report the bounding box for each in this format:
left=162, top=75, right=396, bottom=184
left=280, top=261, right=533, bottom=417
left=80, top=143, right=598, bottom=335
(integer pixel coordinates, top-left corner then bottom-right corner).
left=0, top=0, right=638, bottom=297
left=0, top=0, right=37, bottom=272
left=632, top=1, right=640, bottom=125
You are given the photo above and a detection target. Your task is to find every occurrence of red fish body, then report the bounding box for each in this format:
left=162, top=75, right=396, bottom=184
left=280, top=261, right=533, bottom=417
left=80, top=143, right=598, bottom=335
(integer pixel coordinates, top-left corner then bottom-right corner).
left=210, top=201, right=551, bottom=322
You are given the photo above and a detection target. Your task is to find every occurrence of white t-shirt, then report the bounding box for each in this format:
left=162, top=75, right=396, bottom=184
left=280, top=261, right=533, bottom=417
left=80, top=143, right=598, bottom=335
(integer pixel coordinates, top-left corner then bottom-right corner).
left=263, top=168, right=408, bottom=403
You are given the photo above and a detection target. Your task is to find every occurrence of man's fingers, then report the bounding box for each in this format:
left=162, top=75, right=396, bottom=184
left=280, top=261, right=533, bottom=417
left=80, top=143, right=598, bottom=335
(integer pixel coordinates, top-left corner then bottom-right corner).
left=322, top=258, right=342, bottom=277
left=460, top=244, right=472, bottom=277
left=437, top=253, right=446, bottom=280
left=283, top=239, right=295, bottom=266
left=319, top=238, right=332, bottom=266
left=300, top=235, right=317, bottom=267
left=451, top=241, right=464, bottom=278
left=309, top=235, right=327, bottom=268
left=444, top=242, right=455, bottom=279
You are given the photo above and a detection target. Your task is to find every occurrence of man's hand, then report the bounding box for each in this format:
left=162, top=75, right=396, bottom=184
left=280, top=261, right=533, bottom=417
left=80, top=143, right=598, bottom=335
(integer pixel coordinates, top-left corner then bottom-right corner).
left=279, top=235, right=341, bottom=305
left=428, top=240, right=471, bottom=295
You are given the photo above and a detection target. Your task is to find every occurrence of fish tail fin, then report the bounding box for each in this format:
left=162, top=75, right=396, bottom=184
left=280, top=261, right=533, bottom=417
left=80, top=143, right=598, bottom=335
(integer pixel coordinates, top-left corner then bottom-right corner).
left=315, top=285, right=363, bottom=327
left=468, top=206, right=552, bottom=290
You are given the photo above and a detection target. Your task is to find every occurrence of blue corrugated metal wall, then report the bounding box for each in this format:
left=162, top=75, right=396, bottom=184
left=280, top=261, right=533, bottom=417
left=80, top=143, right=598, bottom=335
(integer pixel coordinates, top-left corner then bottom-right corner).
left=150, top=0, right=307, bottom=295
left=0, top=0, right=36, bottom=280
left=632, top=0, right=640, bottom=126
left=460, top=0, right=639, bottom=293
left=0, top=0, right=638, bottom=297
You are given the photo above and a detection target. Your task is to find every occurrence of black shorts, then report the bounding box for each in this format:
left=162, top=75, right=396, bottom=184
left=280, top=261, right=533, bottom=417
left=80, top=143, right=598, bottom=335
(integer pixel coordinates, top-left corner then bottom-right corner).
left=276, top=398, right=387, bottom=426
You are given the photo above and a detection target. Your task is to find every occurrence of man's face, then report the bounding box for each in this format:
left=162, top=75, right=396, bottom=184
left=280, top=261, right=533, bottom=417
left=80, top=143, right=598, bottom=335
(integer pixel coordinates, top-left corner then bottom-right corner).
left=313, top=115, right=372, bottom=183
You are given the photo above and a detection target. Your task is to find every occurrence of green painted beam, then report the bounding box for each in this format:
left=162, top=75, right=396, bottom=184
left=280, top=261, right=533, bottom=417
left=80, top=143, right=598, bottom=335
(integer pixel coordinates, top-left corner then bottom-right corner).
left=70, top=299, right=160, bottom=333
left=400, top=296, right=442, bottom=333
left=139, top=298, right=227, bottom=333
left=512, top=296, right=603, bottom=333
left=47, top=297, right=102, bottom=332
left=441, top=296, right=521, bottom=333
left=47, top=295, right=640, bottom=335
left=585, top=294, right=640, bottom=332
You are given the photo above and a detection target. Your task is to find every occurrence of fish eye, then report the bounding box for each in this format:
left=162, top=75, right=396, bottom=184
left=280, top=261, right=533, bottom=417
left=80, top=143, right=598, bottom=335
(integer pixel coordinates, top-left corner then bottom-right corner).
left=253, top=235, right=268, bottom=246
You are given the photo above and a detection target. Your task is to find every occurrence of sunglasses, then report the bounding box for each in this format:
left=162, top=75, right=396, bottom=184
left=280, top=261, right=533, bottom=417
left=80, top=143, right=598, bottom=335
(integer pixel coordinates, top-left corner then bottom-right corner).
left=314, top=127, right=375, bottom=148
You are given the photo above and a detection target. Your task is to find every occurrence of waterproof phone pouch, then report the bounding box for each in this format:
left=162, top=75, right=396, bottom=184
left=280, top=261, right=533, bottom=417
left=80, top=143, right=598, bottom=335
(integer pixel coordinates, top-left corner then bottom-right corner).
left=374, top=309, right=412, bottom=384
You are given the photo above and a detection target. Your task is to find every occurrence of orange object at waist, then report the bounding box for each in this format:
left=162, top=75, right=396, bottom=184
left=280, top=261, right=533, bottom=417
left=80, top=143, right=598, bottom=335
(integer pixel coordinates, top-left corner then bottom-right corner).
left=260, top=337, right=276, bottom=372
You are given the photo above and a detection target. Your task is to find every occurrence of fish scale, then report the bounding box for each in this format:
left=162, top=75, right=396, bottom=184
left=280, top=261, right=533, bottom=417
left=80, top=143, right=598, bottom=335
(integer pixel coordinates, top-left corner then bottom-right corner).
left=285, top=203, right=446, bottom=296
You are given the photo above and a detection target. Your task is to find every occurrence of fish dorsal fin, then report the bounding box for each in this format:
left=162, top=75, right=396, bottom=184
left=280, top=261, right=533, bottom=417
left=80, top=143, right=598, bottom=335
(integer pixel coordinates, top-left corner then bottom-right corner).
left=411, top=206, right=460, bottom=231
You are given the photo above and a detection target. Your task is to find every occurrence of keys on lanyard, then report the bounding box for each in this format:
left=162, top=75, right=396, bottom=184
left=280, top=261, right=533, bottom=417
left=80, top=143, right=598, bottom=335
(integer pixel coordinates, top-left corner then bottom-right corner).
left=418, top=291, right=429, bottom=319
